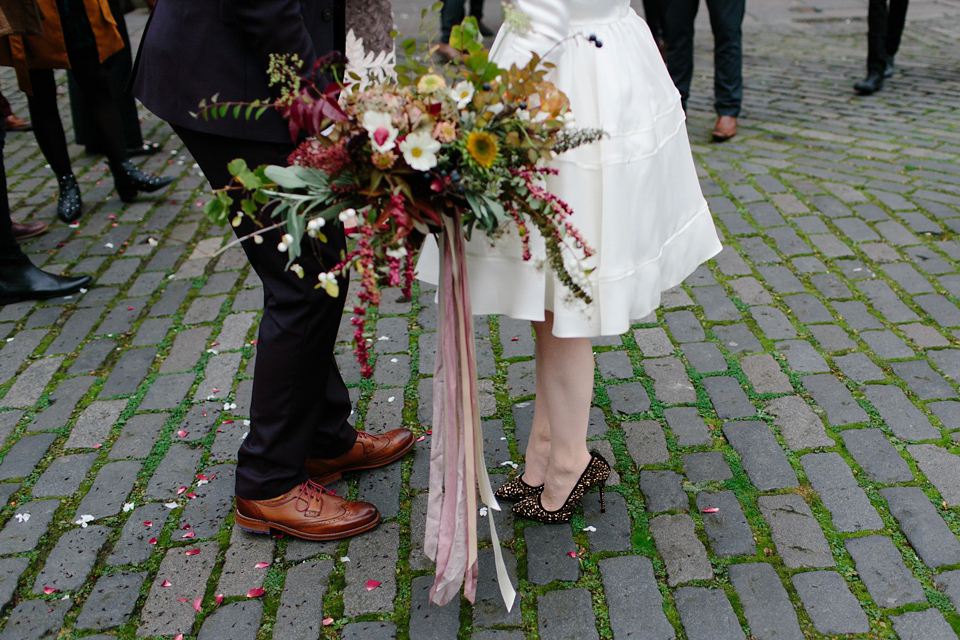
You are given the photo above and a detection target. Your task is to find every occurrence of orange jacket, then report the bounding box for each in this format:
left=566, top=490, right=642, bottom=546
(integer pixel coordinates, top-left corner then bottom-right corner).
left=0, top=0, right=123, bottom=93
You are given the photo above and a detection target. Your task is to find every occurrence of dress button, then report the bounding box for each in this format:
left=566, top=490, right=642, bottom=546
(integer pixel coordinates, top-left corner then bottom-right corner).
left=322, top=9, right=332, bottom=20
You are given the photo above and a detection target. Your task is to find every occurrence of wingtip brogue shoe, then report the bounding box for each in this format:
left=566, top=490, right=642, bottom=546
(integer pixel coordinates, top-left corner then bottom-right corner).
left=305, top=428, right=416, bottom=484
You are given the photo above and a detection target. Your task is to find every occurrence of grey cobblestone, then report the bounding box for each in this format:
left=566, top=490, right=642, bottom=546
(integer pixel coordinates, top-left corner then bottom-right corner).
left=759, top=494, right=833, bottom=569
left=792, top=570, right=869, bottom=635
left=845, top=535, right=926, bottom=608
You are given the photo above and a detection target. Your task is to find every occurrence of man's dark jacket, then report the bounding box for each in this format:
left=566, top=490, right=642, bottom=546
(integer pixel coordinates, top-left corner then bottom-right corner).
left=133, top=0, right=343, bottom=143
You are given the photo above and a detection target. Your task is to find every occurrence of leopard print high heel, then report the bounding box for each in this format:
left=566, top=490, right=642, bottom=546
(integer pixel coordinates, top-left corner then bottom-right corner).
left=512, top=452, right=610, bottom=524
left=494, top=474, right=543, bottom=501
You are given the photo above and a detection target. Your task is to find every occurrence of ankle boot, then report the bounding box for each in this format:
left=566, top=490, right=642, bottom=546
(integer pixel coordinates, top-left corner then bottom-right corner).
left=0, top=257, right=92, bottom=306
left=57, top=174, right=82, bottom=223
left=111, top=160, right=175, bottom=203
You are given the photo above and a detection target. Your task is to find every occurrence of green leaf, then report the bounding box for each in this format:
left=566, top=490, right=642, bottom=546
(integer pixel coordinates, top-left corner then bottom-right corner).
left=236, top=170, right=263, bottom=190
left=233, top=105, right=242, bottom=119
left=218, top=104, right=229, bottom=118
left=240, top=198, right=258, bottom=215
left=263, top=165, right=309, bottom=190
left=255, top=106, right=269, bottom=120
left=227, top=158, right=249, bottom=177
left=204, top=196, right=227, bottom=226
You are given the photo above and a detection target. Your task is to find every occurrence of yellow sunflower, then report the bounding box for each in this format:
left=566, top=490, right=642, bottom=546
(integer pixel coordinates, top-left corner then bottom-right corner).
left=466, top=131, right=498, bottom=168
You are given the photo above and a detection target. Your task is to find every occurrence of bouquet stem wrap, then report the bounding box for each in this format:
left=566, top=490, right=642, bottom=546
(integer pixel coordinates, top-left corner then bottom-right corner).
left=425, top=213, right=517, bottom=611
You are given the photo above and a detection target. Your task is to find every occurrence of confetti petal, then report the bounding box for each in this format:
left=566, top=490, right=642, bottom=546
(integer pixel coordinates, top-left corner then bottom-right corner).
left=143, top=521, right=153, bottom=527
left=567, top=551, right=578, bottom=558
left=193, top=596, right=203, bottom=611
left=182, top=531, right=195, bottom=539
left=185, top=492, right=197, bottom=499
left=177, top=598, right=188, bottom=603
left=701, top=507, right=720, bottom=514
left=365, top=579, right=381, bottom=591
left=177, top=486, right=187, bottom=495
left=149, top=537, right=158, bottom=545
left=161, top=580, right=172, bottom=587
left=215, top=594, right=224, bottom=604
left=246, top=587, right=265, bottom=598
left=175, top=635, right=184, bottom=640
left=42, top=586, right=57, bottom=595
left=254, top=562, right=270, bottom=569
left=322, top=617, right=334, bottom=626
left=185, top=549, right=201, bottom=556
left=177, top=430, right=188, bottom=438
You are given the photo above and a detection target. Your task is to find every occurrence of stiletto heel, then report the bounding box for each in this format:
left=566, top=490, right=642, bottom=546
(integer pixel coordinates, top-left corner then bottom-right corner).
left=512, top=451, right=610, bottom=524
left=599, top=480, right=606, bottom=513
left=494, top=473, right=543, bottom=501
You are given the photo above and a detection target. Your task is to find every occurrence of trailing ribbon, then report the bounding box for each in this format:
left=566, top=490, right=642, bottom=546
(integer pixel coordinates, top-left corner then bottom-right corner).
left=425, top=213, right=517, bottom=611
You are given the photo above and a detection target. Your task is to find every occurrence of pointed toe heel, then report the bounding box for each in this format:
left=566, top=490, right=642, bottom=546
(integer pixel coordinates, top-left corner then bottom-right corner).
left=512, top=452, right=610, bottom=524
left=494, top=474, right=543, bottom=501
left=112, top=160, right=175, bottom=203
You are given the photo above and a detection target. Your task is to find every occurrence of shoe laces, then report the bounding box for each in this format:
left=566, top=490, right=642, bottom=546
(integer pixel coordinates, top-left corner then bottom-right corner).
left=294, top=479, right=336, bottom=513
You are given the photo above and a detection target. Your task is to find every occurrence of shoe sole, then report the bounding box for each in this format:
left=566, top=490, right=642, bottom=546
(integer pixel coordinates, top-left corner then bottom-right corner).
left=310, top=437, right=417, bottom=485
left=234, top=509, right=381, bottom=541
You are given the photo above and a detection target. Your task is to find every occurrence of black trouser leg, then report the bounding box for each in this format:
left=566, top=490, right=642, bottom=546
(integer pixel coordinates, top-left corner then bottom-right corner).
left=706, top=0, right=745, bottom=117
left=0, top=125, right=26, bottom=264
left=886, top=0, right=909, bottom=59
left=172, top=125, right=357, bottom=500
left=440, top=0, right=465, bottom=42
left=662, top=0, right=699, bottom=110
left=469, top=0, right=483, bottom=20
left=867, top=0, right=889, bottom=74
left=642, top=0, right=665, bottom=39
left=65, top=46, right=128, bottom=167
left=26, top=70, right=74, bottom=179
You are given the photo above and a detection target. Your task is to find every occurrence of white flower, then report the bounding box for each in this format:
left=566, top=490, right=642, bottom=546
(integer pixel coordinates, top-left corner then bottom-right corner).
left=385, top=246, right=407, bottom=259
left=485, top=102, right=504, bottom=116
left=75, top=514, right=94, bottom=528
left=164, top=502, right=178, bottom=509
left=14, top=513, right=29, bottom=523
left=399, top=132, right=441, bottom=171
left=253, top=234, right=264, bottom=245
left=317, top=272, right=340, bottom=297
left=450, top=81, right=475, bottom=109
left=362, top=111, right=399, bottom=152
left=479, top=506, right=488, bottom=517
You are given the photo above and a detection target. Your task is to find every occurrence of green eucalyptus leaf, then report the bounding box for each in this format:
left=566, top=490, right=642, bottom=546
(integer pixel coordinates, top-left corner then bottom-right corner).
left=227, top=158, right=249, bottom=176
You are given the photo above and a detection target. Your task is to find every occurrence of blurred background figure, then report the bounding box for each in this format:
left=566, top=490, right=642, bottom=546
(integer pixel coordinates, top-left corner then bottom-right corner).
left=855, top=0, right=908, bottom=94
left=0, top=0, right=173, bottom=224
left=642, top=0, right=667, bottom=60
left=67, top=0, right=159, bottom=156
left=0, top=87, right=30, bottom=130
left=662, top=0, right=745, bottom=142
left=0, top=0, right=90, bottom=305
left=438, top=0, right=491, bottom=59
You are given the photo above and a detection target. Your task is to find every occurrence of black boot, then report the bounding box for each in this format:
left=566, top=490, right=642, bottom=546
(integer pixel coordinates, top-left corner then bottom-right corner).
left=0, top=257, right=92, bottom=305
left=883, top=56, right=895, bottom=78
left=111, top=160, right=175, bottom=203
left=57, top=174, right=83, bottom=223
left=854, top=72, right=883, bottom=95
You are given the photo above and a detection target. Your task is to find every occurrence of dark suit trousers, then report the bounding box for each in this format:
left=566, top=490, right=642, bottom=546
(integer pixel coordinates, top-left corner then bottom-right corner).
left=663, top=0, right=745, bottom=117
left=0, top=124, right=26, bottom=264
left=441, top=0, right=485, bottom=42
left=173, top=125, right=358, bottom=501
left=867, top=0, right=909, bottom=74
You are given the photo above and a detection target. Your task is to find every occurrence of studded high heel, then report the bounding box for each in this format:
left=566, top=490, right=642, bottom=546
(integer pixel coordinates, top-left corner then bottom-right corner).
left=512, top=452, right=610, bottom=524
left=111, top=160, right=175, bottom=203
left=56, top=174, right=82, bottom=223
left=494, top=474, right=543, bottom=501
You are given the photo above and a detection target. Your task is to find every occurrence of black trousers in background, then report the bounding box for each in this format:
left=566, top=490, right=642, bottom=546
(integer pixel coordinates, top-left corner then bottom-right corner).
left=0, top=124, right=26, bottom=264
left=662, top=0, right=745, bottom=117
left=173, top=125, right=358, bottom=501
left=867, top=0, right=909, bottom=74
left=642, top=0, right=664, bottom=40
left=441, top=0, right=484, bottom=42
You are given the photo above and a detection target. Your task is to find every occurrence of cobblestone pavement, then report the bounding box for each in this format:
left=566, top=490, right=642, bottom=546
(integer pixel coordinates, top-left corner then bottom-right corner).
left=2, top=1, right=960, bottom=638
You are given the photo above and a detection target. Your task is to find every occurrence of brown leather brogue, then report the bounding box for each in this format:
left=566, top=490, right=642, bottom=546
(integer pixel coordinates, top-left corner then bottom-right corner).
left=712, top=115, right=738, bottom=142
left=305, top=428, right=415, bottom=484
left=12, top=221, right=48, bottom=240
left=235, top=479, right=380, bottom=540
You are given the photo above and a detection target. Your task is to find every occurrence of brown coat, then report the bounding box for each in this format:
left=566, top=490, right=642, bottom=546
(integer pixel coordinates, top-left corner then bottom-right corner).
left=0, top=0, right=123, bottom=92
left=0, top=0, right=43, bottom=37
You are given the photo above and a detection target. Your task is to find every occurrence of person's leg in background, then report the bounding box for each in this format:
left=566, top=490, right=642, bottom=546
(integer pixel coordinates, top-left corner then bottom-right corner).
left=884, top=0, right=909, bottom=77
left=855, top=0, right=889, bottom=93
left=661, top=0, right=699, bottom=111
left=706, top=0, right=745, bottom=141
left=642, top=0, right=667, bottom=59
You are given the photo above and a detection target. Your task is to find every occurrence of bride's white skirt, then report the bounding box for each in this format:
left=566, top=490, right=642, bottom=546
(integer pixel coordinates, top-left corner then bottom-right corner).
left=417, top=6, right=722, bottom=337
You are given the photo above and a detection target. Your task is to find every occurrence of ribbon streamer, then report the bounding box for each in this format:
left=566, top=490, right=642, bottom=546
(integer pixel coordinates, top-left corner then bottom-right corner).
left=425, top=214, right=517, bottom=611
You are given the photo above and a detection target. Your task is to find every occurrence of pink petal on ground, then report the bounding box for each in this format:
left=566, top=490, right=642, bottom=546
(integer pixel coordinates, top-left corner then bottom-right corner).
left=142, top=521, right=152, bottom=527
left=254, top=562, right=270, bottom=569
left=126, top=307, right=134, bottom=311
left=42, top=586, right=57, bottom=594
left=177, top=430, right=188, bottom=437
left=193, top=596, right=203, bottom=611
left=149, top=537, right=158, bottom=545
left=211, top=341, right=220, bottom=346
left=246, top=588, right=265, bottom=598
left=182, top=531, right=195, bottom=539
left=322, top=617, right=334, bottom=626
left=182, top=524, right=192, bottom=529
left=185, top=549, right=201, bottom=556
left=365, top=580, right=381, bottom=591
left=185, top=492, right=197, bottom=499
left=425, top=430, right=432, bottom=435
left=416, top=436, right=425, bottom=442
left=567, top=551, right=577, bottom=558
left=196, top=474, right=209, bottom=481
left=223, top=420, right=234, bottom=424
left=177, top=486, right=187, bottom=495
left=701, top=507, right=720, bottom=514
left=175, top=635, right=184, bottom=640
left=92, top=444, right=101, bottom=449
left=177, top=597, right=188, bottom=603
left=161, top=580, right=172, bottom=587
left=108, top=215, right=116, bottom=220
left=215, top=594, right=224, bottom=604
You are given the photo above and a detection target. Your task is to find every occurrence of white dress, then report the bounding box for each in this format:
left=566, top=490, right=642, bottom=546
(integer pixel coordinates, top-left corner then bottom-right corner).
left=417, top=0, right=722, bottom=337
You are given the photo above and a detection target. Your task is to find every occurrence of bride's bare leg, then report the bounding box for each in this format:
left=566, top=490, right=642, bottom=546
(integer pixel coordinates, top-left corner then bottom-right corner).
left=530, top=312, right=594, bottom=511
left=519, top=334, right=554, bottom=487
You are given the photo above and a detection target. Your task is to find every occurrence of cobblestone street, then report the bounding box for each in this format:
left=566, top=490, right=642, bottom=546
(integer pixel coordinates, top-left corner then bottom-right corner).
left=2, top=1, right=960, bottom=638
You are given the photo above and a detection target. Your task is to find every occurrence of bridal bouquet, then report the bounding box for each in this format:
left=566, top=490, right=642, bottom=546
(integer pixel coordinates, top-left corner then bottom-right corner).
left=201, top=14, right=603, bottom=610
left=201, top=18, right=602, bottom=376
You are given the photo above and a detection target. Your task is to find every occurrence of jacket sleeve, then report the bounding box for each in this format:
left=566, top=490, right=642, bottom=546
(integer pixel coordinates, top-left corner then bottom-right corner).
left=223, top=0, right=319, bottom=74
left=493, top=0, right=570, bottom=69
